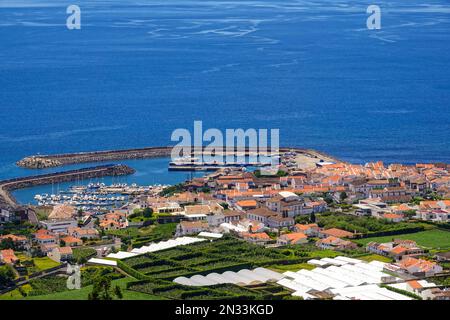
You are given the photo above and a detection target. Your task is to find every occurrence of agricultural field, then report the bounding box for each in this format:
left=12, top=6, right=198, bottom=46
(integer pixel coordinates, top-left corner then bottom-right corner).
left=106, top=226, right=152, bottom=238
left=278, top=245, right=347, bottom=259
left=354, top=229, right=450, bottom=249
left=2, top=235, right=385, bottom=300
left=33, top=257, right=61, bottom=271
left=356, top=254, right=392, bottom=263
left=268, top=263, right=315, bottom=272
left=121, top=237, right=301, bottom=281
left=121, top=237, right=362, bottom=282
left=25, top=277, right=163, bottom=300
left=0, top=284, right=33, bottom=300
left=72, top=247, right=97, bottom=262
left=14, top=254, right=61, bottom=275
left=107, top=223, right=177, bottom=248
left=428, top=275, right=450, bottom=286
left=317, top=213, right=428, bottom=235
left=31, top=205, right=52, bottom=221
left=0, top=266, right=160, bottom=300
left=127, top=280, right=270, bottom=300
left=115, top=236, right=362, bottom=300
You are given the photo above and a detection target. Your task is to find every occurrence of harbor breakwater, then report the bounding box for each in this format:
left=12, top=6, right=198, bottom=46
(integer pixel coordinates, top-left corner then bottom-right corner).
left=16, top=147, right=173, bottom=169
left=4, top=146, right=340, bottom=209
left=0, top=164, right=135, bottom=209
left=16, top=146, right=339, bottom=169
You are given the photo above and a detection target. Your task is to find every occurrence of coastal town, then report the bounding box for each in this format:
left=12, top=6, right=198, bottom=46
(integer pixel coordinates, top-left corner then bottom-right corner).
left=1, top=148, right=450, bottom=300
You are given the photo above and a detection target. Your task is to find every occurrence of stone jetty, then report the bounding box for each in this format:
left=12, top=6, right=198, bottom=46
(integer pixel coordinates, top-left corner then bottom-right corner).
left=16, top=147, right=173, bottom=169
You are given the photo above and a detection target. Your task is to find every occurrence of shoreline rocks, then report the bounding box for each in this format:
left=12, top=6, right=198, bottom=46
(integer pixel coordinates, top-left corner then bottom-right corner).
left=16, top=147, right=173, bottom=169
left=16, top=156, right=62, bottom=169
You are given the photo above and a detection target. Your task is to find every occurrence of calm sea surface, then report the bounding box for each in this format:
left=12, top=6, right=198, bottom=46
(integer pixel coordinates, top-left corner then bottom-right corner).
left=1, top=0, right=450, bottom=203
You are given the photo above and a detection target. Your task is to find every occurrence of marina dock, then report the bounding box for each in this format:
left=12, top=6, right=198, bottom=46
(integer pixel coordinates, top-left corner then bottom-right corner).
left=0, top=164, right=135, bottom=209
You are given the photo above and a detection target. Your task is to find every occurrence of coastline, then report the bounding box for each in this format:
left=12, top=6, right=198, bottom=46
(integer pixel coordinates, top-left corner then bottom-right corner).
left=3, top=146, right=340, bottom=207
left=16, top=146, right=341, bottom=169
left=16, top=146, right=174, bottom=169
left=0, top=164, right=135, bottom=210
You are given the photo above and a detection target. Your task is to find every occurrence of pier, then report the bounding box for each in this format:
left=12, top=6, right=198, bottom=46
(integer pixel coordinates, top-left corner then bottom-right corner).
left=16, top=146, right=340, bottom=169
left=0, top=164, right=135, bottom=209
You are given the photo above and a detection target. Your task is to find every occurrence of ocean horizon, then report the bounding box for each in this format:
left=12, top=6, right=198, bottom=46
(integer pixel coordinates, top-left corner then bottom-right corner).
left=1, top=0, right=450, bottom=200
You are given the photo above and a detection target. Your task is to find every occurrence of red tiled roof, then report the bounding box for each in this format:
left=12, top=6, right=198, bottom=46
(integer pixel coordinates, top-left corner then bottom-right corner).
left=241, top=232, right=271, bottom=240
left=236, top=200, right=257, bottom=207
left=60, top=236, right=82, bottom=244
left=0, top=249, right=18, bottom=264
left=322, top=228, right=354, bottom=238
left=280, top=232, right=307, bottom=242
left=295, top=223, right=318, bottom=231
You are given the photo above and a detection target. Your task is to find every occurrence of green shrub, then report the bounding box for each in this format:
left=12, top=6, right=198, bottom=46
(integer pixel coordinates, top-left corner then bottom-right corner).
left=382, top=285, right=422, bottom=300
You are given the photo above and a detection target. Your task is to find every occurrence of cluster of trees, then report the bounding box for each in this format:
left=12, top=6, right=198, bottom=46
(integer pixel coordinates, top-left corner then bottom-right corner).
left=198, top=186, right=211, bottom=193
left=80, top=267, right=124, bottom=300
left=0, top=265, right=15, bottom=288
left=322, top=192, right=334, bottom=205
left=72, top=247, right=97, bottom=264
left=220, top=202, right=229, bottom=209
left=411, top=191, right=443, bottom=205
left=88, top=275, right=123, bottom=300
left=295, top=212, right=316, bottom=224
left=253, top=170, right=288, bottom=178
left=0, top=238, right=16, bottom=250
left=28, top=276, right=68, bottom=296
left=159, top=184, right=185, bottom=196
left=128, top=208, right=154, bottom=221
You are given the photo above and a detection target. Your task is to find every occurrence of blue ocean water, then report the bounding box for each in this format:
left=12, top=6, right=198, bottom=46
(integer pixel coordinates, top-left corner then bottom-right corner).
left=1, top=0, right=450, bottom=202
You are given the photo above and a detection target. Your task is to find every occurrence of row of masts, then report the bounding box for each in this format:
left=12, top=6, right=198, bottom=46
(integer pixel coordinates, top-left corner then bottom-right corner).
left=33, top=182, right=169, bottom=210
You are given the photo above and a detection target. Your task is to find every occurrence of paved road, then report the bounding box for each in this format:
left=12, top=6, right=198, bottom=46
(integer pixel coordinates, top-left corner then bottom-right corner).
left=27, top=209, right=39, bottom=225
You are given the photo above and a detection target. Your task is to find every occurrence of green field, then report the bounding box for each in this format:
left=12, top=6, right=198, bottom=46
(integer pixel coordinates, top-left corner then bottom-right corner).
left=0, top=284, right=33, bottom=300
left=121, top=237, right=298, bottom=279
left=106, top=226, right=151, bottom=238
left=268, top=263, right=315, bottom=272
left=72, top=247, right=97, bottom=261
left=23, top=277, right=164, bottom=300
left=354, top=229, right=450, bottom=249
left=32, top=206, right=52, bottom=221
left=107, top=223, right=177, bottom=247
left=306, top=249, right=341, bottom=258
left=0, top=266, right=163, bottom=300
left=15, top=254, right=60, bottom=273
left=33, top=257, right=60, bottom=271
left=357, top=254, right=392, bottom=263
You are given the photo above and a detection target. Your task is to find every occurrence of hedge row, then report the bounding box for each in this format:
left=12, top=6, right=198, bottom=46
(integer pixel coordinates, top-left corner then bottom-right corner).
left=127, top=279, right=266, bottom=300
left=132, top=259, right=176, bottom=270
left=357, top=226, right=425, bottom=239
left=116, top=260, right=151, bottom=281
left=382, top=285, right=422, bottom=300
